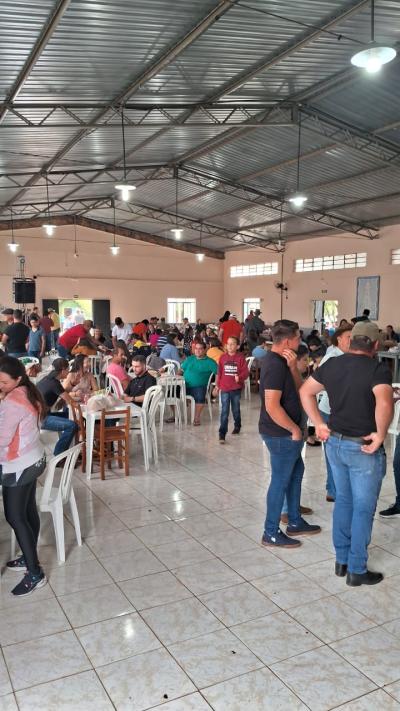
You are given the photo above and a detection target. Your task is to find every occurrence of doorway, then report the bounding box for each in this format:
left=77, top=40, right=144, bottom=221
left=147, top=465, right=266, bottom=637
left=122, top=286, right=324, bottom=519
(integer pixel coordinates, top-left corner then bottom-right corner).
left=312, top=300, right=338, bottom=332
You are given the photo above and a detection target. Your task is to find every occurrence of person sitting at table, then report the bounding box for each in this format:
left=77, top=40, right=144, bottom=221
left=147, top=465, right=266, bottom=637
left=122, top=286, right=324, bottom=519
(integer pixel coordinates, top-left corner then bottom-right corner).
left=63, top=354, right=97, bottom=402
left=207, top=337, right=224, bottom=364
left=148, top=328, right=161, bottom=348
left=384, top=325, right=400, bottom=346
left=107, top=347, right=130, bottom=391
left=181, top=341, right=218, bottom=425
left=160, top=333, right=180, bottom=363
left=132, top=332, right=147, bottom=348
left=37, top=358, right=78, bottom=456
left=123, top=355, right=156, bottom=407
left=252, top=337, right=269, bottom=361
left=146, top=350, right=166, bottom=376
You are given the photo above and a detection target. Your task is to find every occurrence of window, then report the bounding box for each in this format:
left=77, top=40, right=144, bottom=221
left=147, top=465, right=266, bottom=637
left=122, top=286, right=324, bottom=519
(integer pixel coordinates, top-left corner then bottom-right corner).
left=230, top=262, right=278, bottom=278
left=167, top=298, right=196, bottom=324
left=243, top=298, right=261, bottom=320
left=295, top=252, right=367, bottom=273
left=391, top=249, right=400, bottom=265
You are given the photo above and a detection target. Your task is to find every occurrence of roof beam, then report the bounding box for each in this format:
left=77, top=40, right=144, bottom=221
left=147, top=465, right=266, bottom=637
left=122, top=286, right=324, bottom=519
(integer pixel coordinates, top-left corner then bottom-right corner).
left=0, top=0, right=238, bottom=212
left=0, top=0, right=71, bottom=124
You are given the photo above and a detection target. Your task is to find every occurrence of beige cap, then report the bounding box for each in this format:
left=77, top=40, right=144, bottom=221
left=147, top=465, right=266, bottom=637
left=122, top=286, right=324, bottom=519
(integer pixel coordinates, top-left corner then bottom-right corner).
left=352, top=321, right=380, bottom=341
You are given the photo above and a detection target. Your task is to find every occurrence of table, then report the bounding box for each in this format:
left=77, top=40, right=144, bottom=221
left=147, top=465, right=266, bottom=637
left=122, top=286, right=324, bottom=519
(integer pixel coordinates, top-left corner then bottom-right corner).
left=82, top=402, right=145, bottom=478
left=378, top=351, right=400, bottom=383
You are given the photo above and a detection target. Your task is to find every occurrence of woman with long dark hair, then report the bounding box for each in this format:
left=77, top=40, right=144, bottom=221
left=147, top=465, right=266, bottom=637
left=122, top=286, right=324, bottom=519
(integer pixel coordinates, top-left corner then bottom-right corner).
left=0, top=357, right=47, bottom=595
left=63, top=354, right=97, bottom=402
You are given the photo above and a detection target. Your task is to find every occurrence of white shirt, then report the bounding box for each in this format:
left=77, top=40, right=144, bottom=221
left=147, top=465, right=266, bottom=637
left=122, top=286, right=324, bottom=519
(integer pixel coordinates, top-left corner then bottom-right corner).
left=318, top=346, right=344, bottom=415
left=112, top=324, right=132, bottom=344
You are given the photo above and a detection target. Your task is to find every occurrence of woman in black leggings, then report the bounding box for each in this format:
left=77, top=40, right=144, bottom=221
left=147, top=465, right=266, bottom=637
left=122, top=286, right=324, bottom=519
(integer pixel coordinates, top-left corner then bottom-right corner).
left=0, top=357, right=47, bottom=596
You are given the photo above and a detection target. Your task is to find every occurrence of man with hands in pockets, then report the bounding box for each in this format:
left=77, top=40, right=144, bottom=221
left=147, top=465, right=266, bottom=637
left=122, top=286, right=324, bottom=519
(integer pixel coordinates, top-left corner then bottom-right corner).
left=300, top=321, right=393, bottom=587
left=259, top=319, right=321, bottom=549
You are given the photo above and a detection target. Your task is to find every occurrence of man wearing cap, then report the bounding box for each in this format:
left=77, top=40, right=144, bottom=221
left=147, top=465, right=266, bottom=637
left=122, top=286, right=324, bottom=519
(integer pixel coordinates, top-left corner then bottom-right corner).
left=300, top=321, right=393, bottom=587
left=218, top=313, right=243, bottom=347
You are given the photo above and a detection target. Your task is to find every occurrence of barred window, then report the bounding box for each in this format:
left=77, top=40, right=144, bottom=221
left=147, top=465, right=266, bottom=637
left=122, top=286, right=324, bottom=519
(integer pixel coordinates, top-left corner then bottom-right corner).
left=230, top=262, right=278, bottom=278
left=295, top=253, right=367, bottom=273
left=391, top=249, right=400, bottom=265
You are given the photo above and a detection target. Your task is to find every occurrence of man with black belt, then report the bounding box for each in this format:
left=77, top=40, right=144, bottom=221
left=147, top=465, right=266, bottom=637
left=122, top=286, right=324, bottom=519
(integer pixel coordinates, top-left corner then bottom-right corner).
left=300, top=321, right=393, bottom=587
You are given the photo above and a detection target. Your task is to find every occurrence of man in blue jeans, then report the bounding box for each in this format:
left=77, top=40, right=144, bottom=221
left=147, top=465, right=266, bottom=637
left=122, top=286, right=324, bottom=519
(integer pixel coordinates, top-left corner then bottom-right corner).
left=301, top=321, right=393, bottom=586
left=37, top=358, right=77, bottom=455
left=259, top=320, right=321, bottom=548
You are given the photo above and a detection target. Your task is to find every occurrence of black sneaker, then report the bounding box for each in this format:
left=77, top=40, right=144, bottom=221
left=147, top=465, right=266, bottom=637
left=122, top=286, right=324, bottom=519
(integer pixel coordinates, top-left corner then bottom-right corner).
left=286, top=517, right=321, bottom=537
left=346, top=570, right=383, bottom=587
left=219, top=436, right=226, bottom=444
left=11, top=571, right=47, bottom=597
left=232, top=427, right=240, bottom=435
left=6, top=555, right=27, bottom=573
left=261, top=529, right=301, bottom=548
left=379, top=503, right=400, bottom=518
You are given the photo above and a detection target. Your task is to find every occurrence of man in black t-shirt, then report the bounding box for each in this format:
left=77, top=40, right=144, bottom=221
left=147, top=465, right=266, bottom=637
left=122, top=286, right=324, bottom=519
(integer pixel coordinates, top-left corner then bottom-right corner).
left=301, top=321, right=393, bottom=587
left=259, top=320, right=321, bottom=549
left=1, top=309, right=29, bottom=357
left=123, top=355, right=156, bottom=407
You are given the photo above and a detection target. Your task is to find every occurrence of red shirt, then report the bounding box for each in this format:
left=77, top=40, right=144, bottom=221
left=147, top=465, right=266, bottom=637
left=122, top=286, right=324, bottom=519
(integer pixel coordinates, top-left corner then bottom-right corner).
left=220, top=319, right=242, bottom=345
left=59, top=324, right=87, bottom=350
left=133, top=322, right=147, bottom=337
left=217, top=352, right=249, bottom=391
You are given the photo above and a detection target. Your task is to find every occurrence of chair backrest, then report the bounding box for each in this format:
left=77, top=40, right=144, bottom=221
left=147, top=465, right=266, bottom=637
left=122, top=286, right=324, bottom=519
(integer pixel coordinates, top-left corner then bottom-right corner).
left=142, top=384, right=163, bottom=413
left=162, top=374, right=180, bottom=402
left=41, top=443, right=82, bottom=506
left=99, top=408, right=130, bottom=443
left=148, top=388, right=163, bottom=432
left=88, top=354, right=102, bottom=377
left=105, top=372, right=124, bottom=397
left=165, top=358, right=180, bottom=371
left=70, top=401, right=86, bottom=442
left=205, top=371, right=215, bottom=401
left=246, top=356, right=255, bottom=369
left=160, top=362, right=176, bottom=375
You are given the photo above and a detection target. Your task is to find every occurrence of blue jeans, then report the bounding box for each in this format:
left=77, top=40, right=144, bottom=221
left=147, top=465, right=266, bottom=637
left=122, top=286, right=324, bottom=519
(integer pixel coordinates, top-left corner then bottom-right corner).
left=262, top=435, right=304, bottom=536
left=326, top=436, right=386, bottom=574
left=8, top=353, right=26, bottom=359
left=51, top=329, right=60, bottom=349
left=42, top=413, right=77, bottom=455
left=219, top=389, right=241, bottom=437
left=57, top=343, right=69, bottom=359
left=394, top=434, right=400, bottom=506
left=320, top=410, right=336, bottom=499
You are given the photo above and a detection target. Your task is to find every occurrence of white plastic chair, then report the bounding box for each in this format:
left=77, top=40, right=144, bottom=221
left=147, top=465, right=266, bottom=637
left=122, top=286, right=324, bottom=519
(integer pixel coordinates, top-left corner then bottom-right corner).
left=105, top=372, right=124, bottom=398
left=144, top=385, right=163, bottom=465
left=165, top=358, right=181, bottom=372
left=159, top=362, right=176, bottom=375
left=388, top=399, right=400, bottom=451
left=159, top=375, right=182, bottom=430
left=205, top=372, right=215, bottom=420
left=244, top=356, right=255, bottom=400
left=88, top=355, right=102, bottom=387
left=179, top=378, right=195, bottom=425
left=39, top=444, right=82, bottom=564
left=40, top=429, right=60, bottom=456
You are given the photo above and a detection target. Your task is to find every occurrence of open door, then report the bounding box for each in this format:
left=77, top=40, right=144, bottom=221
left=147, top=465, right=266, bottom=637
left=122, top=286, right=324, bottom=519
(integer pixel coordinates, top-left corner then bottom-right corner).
left=93, top=299, right=111, bottom=336
left=42, top=298, right=59, bottom=316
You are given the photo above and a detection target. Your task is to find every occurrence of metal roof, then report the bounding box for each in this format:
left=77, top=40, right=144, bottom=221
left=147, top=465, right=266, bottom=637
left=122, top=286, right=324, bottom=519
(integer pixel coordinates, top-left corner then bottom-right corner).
left=1, top=0, right=400, bottom=255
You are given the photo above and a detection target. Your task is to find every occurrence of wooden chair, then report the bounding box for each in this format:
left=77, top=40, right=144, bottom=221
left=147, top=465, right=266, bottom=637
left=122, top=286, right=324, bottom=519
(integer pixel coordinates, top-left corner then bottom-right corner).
left=94, top=408, right=130, bottom=480
left=70, top=401, right=87, bottom=473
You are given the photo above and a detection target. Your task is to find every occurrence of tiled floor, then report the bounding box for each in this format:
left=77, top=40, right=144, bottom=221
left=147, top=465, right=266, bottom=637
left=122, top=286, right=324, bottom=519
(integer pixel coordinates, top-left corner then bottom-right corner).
left=1, top=396, right=400, bottom=710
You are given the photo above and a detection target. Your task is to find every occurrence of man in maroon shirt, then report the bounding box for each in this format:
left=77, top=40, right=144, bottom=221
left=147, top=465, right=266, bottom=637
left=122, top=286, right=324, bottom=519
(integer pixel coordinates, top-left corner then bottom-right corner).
left=40, top=310, right=53, bottom=352
left=57, top=320, right=97, bottom=358
left=214, top=336, right=248, bottom=443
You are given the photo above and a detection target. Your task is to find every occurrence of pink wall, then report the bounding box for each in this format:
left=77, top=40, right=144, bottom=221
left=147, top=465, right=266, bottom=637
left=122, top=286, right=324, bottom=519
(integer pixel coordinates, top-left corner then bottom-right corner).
left=0, top=225, right=224, bottom=322
left=224, top=226, right=400, bottom=328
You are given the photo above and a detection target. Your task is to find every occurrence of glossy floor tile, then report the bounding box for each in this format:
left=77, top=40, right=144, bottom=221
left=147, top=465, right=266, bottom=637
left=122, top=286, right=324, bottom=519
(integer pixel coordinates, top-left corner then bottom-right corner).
left=1, top=397, right=400, bottom=708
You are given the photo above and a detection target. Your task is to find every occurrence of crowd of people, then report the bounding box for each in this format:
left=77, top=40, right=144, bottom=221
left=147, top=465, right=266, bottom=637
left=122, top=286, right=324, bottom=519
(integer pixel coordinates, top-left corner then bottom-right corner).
left=0, top=303, right=399, bottom=597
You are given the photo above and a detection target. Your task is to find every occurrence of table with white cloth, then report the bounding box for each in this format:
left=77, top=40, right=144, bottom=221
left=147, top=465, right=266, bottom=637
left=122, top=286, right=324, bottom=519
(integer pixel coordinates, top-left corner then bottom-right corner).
left=81, top=402, right=145, bottom=478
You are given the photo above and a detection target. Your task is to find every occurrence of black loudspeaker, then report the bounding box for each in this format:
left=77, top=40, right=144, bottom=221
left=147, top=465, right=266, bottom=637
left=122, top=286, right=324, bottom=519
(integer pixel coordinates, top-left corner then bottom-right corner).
left=13, top=279, right=36, bottom=304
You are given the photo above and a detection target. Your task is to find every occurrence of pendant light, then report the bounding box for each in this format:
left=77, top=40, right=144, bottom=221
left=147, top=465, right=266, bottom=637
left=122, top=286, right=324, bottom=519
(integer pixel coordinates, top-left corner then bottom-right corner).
left=43, top=172, right=56, bottom=236
left=73, top=216, right=79, bottom=258
left=196, top=221, right=205, bottom=262
left=115, top=107, right=136, bottom=201
left=351, top=0, right=396, bottom=73
left=276, top=203, right=285, bottom=252
left=289, top=111, right=307, bottom=209
left=171, top=168, right=183, bottom=240
left=7, top=207, right=19, bottom=253
left=110, top=200, right=120, bottom=255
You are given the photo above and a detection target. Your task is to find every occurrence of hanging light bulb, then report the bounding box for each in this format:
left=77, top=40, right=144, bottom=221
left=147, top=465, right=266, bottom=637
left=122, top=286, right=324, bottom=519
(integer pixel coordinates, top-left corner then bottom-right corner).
left=171, top=228, right=183, bottom=240
left=110, top=199, right=120, bottom=255
left=170, top=168, right=183, bottom=239
left=289, top=111, right=307, bottom=209
left=114, top=108, right=136, bottom=200
left=42, top=173, right=56, bottom=236
left=351, top=1, right=396, bottom=72
left=196, top=221, right=205, bottom=262
left=7, top=207, right=19, bottom=253
left=196, top=252, right=205, bottom=262
left=73, top=216, right=79, bottom=258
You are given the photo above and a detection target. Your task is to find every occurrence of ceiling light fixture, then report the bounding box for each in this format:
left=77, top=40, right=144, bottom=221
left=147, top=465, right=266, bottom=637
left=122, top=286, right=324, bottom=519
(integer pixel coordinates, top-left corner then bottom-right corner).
left=351, top=0, right=396, bottom=73
left=171, top=167, right=183, bottom=240
left=73, top=216, right=79, bottom=258
left=289, top=110, right=307, bottom=209
left=7, top=207, right=19, bottom=253
left=115, top=107, right=136, bottom=201
left=110, top=200, right=120, bottom=256
left=43, top=172, right=56, bottom=236
left=196, top=221, right=205, bottom=262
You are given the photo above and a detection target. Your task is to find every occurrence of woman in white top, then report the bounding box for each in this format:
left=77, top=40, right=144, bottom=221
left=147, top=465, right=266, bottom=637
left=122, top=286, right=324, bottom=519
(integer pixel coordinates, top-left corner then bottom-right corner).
left=0, top=356, right=47, bottom=596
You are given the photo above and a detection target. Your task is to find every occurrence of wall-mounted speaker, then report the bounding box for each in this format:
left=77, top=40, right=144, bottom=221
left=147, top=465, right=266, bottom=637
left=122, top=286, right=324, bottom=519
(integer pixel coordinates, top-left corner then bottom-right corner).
left=13, top=278, right=36, bottom=304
